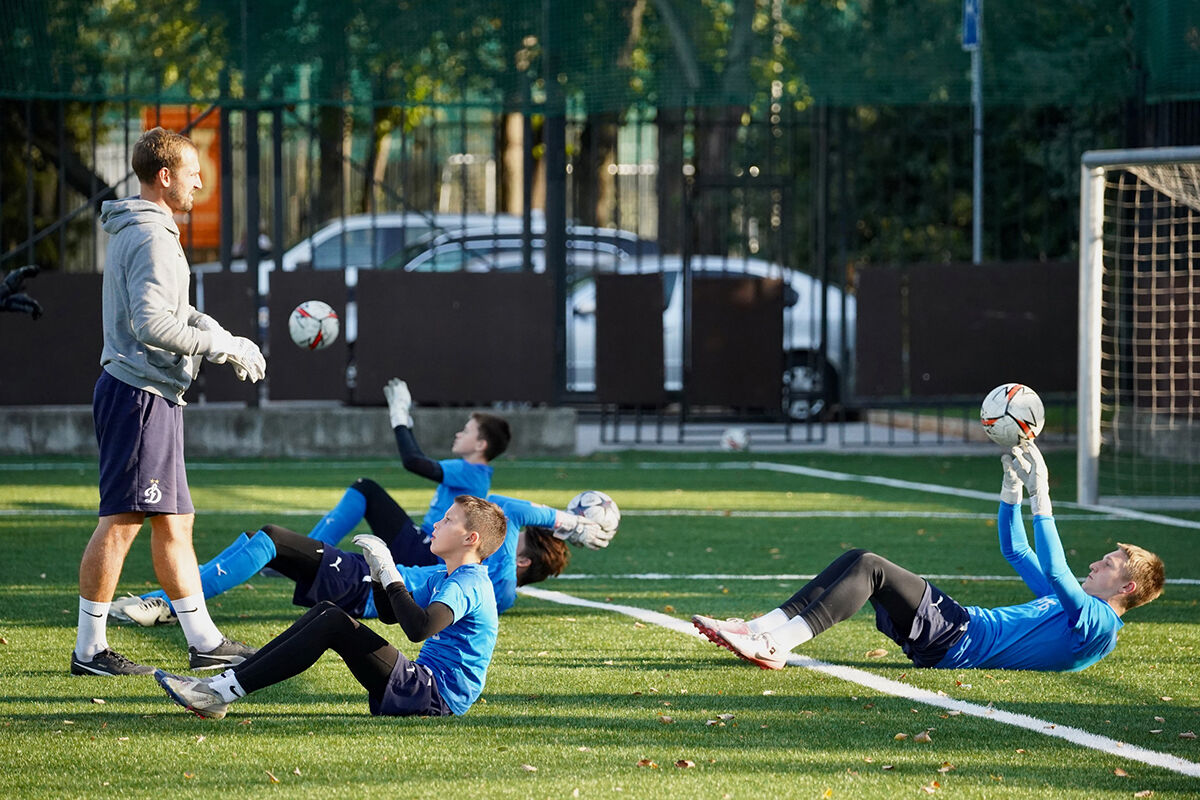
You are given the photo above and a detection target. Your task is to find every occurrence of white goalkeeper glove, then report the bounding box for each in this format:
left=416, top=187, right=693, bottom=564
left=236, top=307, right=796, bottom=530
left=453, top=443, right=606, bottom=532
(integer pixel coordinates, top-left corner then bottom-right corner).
left=1010, top=443, right=1052, bottom=517
left=999, top=452, right=1023, bottom=506
left=353, top=533, right=403, bottom=588
left=553, top=510, right=614, bottom=550
left=383, top=377, right=413, bottom=428
left=205, top=328, right=266, bottom=383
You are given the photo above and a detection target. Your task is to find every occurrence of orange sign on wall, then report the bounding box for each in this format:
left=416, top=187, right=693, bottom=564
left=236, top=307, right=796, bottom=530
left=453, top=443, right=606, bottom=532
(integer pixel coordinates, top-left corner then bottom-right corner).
left=140, top=107, right=222, bottom=249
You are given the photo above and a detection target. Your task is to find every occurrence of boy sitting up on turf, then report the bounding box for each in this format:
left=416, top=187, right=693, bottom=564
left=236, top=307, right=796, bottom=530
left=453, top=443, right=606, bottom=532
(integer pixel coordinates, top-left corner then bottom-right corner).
left=693, top=443, right=1165, bottom=673
left=307, top=377, right=511, bottom=568
left=155, top=495, right=506, bottom=719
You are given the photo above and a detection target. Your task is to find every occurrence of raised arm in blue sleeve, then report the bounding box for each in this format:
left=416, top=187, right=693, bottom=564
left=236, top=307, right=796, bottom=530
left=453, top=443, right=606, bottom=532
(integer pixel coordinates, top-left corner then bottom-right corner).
left=998, top=502, right=1053, bottom=597
left=489, top=494, right=558, bottom=530
left=1033, top=515, right=1089, bottom=624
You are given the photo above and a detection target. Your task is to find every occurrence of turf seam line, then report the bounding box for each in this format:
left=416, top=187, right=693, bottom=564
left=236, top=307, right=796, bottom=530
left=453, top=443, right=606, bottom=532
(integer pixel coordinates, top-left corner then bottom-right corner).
left=518, top=585, right=1200, bottom=778
left=554, top=572, right=1200, bottom=586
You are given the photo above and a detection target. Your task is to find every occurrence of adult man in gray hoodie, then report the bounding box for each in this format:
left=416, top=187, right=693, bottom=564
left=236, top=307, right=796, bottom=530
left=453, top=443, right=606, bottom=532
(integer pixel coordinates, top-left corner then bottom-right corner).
left=72, top=127, right=265, bottom=676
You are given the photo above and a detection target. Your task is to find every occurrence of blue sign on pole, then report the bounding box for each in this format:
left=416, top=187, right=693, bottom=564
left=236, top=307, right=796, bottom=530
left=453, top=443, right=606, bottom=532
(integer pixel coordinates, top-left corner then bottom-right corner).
left=962, top=0, right=980, bottom=50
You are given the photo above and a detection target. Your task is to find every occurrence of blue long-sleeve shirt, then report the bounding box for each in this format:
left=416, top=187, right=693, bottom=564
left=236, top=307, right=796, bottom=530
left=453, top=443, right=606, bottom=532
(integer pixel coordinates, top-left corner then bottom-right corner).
left=936, top=504, right=1123, bottom=672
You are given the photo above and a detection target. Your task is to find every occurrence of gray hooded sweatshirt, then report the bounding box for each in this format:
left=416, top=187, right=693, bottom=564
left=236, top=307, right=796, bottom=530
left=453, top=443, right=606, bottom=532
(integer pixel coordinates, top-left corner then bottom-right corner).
left=99, top=197, right=221, bottom=404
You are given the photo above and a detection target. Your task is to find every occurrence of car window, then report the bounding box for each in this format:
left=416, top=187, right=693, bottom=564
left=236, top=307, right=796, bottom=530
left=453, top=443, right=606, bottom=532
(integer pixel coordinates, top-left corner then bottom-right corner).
left=313, top=224, right=437, bottom=269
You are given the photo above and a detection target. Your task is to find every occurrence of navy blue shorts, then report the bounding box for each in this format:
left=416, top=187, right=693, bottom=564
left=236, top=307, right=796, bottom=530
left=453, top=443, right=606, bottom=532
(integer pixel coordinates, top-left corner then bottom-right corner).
left=93, top=370, right=193, bottom=517
left=369, top=652, right=452, bottom=717
left=292, top=545, right=373, bottom=617
left=873, top=580, right=969, bottom=668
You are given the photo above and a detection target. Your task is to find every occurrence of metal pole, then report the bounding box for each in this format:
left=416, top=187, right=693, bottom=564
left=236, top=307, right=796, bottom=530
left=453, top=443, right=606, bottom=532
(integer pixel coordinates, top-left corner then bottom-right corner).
left=1077, top=162, right=1103, bottom=506
left=971, top=2, right=983, bottom=265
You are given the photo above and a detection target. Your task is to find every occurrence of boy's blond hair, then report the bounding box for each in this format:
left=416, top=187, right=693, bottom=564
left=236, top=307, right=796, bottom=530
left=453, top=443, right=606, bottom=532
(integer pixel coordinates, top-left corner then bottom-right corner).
left=1116, top=542, right=1165, bottom=611
left=455, top=495, right=507, bottom=559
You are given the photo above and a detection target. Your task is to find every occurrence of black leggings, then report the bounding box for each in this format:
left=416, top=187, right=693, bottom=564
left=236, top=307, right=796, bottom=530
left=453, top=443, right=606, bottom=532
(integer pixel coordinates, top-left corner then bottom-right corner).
left=233, top=601, right=397, bottom=700
left=780, top=549, right=927, bottom=637
left=352, top=478, right=437, bottom=567
left=261, top=524, right=325, bottom=584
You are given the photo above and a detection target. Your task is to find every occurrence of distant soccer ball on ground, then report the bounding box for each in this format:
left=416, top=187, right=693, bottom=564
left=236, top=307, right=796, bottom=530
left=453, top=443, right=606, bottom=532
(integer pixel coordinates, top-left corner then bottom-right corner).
left=720, top=427, right=750, bottom=451
left=980, top=383, right=1045, bottom=447
left=568, top=490, right=621, bottom=533
left=288, top=300, right=339, bottom=351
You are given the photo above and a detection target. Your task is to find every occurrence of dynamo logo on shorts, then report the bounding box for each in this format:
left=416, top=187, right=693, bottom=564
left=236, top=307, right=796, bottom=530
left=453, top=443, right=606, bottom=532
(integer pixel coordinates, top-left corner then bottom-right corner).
left=143, top=479, right=163, bottom=505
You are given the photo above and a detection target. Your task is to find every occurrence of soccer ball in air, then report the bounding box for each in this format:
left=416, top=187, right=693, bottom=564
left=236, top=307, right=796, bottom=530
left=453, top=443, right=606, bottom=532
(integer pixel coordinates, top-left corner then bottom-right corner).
left=720, top=427, right=750, bottom=451
left=980, top=383, right=1045, bottom=447
left=567, top=490, right=621, bottom=534
left=288, top=300, right=339, bottom=351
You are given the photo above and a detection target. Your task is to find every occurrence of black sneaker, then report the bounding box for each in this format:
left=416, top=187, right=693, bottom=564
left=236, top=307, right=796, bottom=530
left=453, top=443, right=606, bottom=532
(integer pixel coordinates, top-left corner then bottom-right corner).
left=189, top=637, right=256, bottom=670
left=70, top=648, right=155, bottom=676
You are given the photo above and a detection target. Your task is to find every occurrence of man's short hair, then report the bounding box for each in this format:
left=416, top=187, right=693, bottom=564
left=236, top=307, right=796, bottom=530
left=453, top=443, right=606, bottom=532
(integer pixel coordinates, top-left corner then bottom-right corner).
left=1117, top=542, right=1165, bottom=611
left=517, top=527, right=570, bottom=586
left=132, top=127, right=196, bottom=184
left=455, top=495, right=507, bottom=559
left=471, top=412, right=511, bottom=461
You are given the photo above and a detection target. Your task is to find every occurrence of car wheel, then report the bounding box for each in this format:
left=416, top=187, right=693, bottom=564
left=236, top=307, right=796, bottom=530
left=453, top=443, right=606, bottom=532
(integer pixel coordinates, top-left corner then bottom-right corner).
left=783, top=353, right=837, bottom=421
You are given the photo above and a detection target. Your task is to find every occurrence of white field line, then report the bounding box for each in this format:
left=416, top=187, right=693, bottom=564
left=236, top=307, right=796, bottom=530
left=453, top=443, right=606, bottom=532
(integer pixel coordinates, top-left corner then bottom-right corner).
left=752, top=461, right=1200, bottom=532
left=555, top=572, right=1200, bottom=587
left=518, top=585, right=1200, bottom=778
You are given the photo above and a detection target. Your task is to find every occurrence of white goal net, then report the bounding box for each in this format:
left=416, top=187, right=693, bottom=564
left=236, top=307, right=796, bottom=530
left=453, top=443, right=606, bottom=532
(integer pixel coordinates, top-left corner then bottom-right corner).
left=1078, top=147, right=1200, bottom=507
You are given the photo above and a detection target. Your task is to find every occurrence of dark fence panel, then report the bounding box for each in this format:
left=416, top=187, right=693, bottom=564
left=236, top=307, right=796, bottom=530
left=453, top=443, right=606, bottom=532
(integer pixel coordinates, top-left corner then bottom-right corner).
left=596, top=274, right=665, bottom=405
left=187, top=271, right=259, bottom=403
left=265, top=271, right=349, bottom=402
left=0, top=273, right=103, bottom=404
left=353, top=271, right=555, bottom=405
left=854, top=267, right=905, bottom=397
left=688, top=276, right=784, bottom=408
left=856, top=262, right=1076, bottom=399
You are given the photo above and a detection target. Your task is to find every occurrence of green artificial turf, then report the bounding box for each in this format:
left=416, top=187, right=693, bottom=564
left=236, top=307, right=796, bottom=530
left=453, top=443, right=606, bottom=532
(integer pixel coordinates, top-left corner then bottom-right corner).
left=1, top=452, right=1197, bottom=798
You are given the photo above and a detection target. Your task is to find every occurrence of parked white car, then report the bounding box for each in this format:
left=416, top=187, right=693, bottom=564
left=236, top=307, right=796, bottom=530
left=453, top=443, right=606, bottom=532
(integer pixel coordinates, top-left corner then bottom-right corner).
left=566, top=256, right=855, bottom=419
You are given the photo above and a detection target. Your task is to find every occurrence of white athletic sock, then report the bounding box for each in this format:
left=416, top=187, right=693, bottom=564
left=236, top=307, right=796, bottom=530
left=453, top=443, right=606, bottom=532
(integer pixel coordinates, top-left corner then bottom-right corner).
left=768, top=614, right=815, bottom=651
left=747, top=608, right=789, bottom=634
left=75, top=597, right=110, bottom=660
left=170, top=593, right=223, bottom=653
left=207, top=669, right=247, bottom=704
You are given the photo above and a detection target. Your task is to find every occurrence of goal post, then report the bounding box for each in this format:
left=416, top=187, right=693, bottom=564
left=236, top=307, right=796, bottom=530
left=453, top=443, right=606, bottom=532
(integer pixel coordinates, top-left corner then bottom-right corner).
left=1078, top=147, right=1200, bottom=507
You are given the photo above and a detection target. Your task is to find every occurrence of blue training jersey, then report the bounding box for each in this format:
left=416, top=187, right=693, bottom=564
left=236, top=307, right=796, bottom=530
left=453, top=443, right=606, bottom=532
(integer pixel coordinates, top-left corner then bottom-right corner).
left=421, top=459, right=493, bottom=535
left=485, top=494, right=558, bottom=613
left=409, top=563, right=497, bottom=715
left=376, top=494, right=557, bottom=616
left=937, top=505, right=1123, bottom=672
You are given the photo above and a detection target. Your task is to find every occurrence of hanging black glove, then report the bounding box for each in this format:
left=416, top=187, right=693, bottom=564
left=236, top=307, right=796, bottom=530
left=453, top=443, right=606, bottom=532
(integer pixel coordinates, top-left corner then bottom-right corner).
left=0, top=265, right=43, bottom=320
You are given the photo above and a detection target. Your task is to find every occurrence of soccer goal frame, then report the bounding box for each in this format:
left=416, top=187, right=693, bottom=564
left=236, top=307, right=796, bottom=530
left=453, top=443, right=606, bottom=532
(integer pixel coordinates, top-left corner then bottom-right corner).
left=1078, top=146, right=1200, bottom=507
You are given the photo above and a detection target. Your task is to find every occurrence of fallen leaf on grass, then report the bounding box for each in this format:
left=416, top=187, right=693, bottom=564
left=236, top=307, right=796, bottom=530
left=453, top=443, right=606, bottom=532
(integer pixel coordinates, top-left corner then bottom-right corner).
left=636, top=759, right=658, bottom=768
left=1179, top=731, right=1196, bottom=740
left=1134, top=791, right=1154, bottom=798
left=633, top=622, right=646, bottom=629
left=658, top=715, right=674, bottom=724
left=674, top=760, right=694, bottom=769
left=920, top=780, right=941, bottom=794
left=1160, top=696, right=1173, bottom=702
left=717, top=713, right=735, bottom=721
left=266, top=771, right=279, bottom=784
left=1113, top=768, right=1129, bottom=777
left=293, top=768, right=301, bottom=776
left=866, top=649, right=888, bottom=658
left=913, top=730, right=933, bottom=744
left=937, top=762, right=955, bottom=774
left=90, top=698, right=105, bottom=705
left=1149, top=729, right=1163, bottom=734
left=1154, top=716, right=1165, bottom=723
left=1015, top=749, right=1027, bottom=754
left=183, top=773, right=194, bottom=780
left=195, top=735, right=205, bottom=744
left=0, top=636, right=8, bottom=644
left=521, top=764, right=538, bottom=772
left=762, top=690, right=774, bottom=696
left=894, top=733, right=909, bottom=741
left=881, top=765, right=895, bottom=771
left=822, top=790, right=833, bottom=799
left=706, top=720, right=726, bottom=727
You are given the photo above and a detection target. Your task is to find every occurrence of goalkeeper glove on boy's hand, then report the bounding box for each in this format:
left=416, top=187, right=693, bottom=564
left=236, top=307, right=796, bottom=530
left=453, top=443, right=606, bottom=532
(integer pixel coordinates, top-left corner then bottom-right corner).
left=999, top=452, right=1024, bottom=506
left=1010, top=442, right=1052, bottom=517
left=353, top=533, right=403, bottom=588
left=383, top=378, right=413, bottom=428
left=553, top=510, right=614, bottom=550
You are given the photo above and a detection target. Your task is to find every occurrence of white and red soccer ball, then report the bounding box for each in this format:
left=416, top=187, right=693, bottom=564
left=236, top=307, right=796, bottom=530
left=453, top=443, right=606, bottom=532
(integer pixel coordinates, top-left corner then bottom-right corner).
left=980, top=383, right=1045, bottom=447
left=288, top=300, right=339, bottom=351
